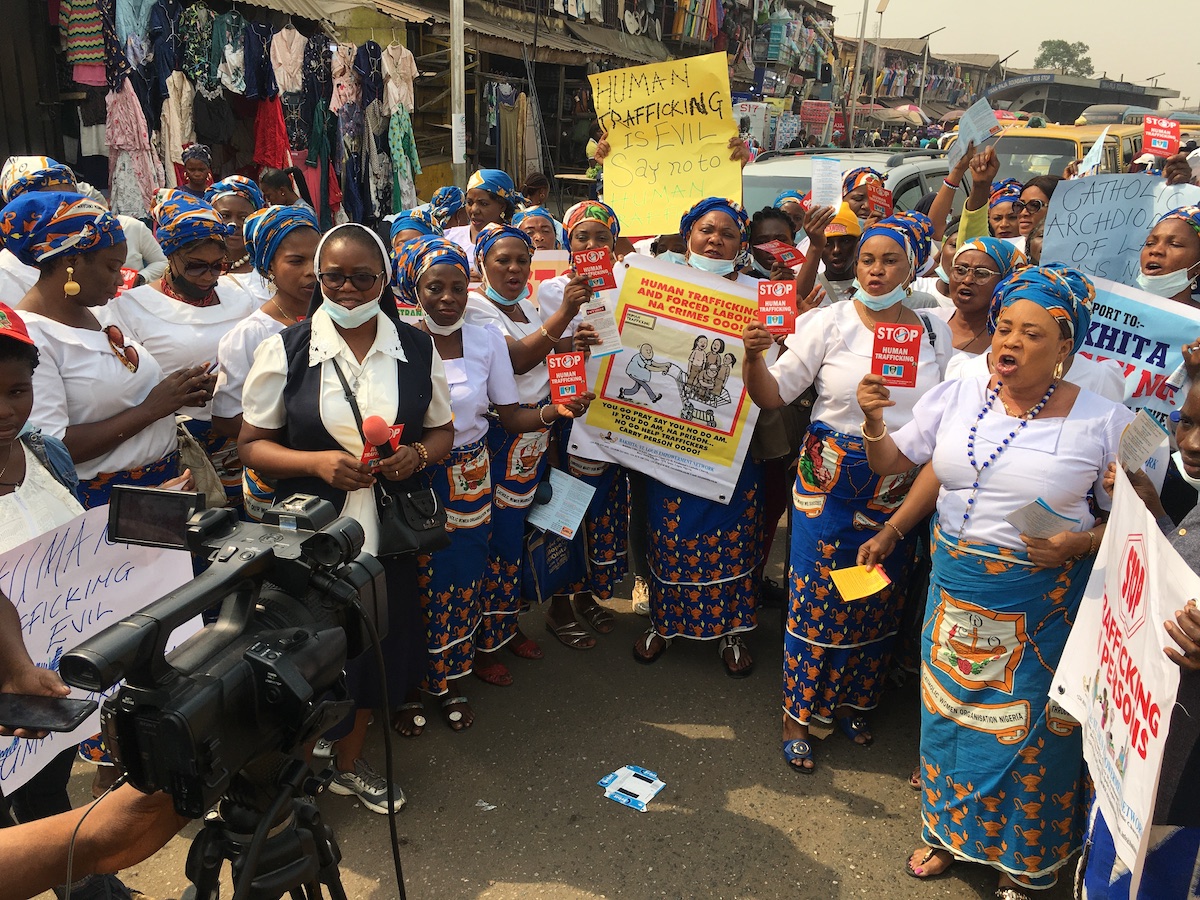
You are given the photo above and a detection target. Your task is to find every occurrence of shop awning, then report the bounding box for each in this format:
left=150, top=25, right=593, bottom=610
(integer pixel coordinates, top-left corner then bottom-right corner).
left=425, top=15, right=605, bottom=64
left=564, top=22, right=670, bottom=65
left=371, top=0, right=449, bottom=24
left=238, top=0, right=365, bottom=23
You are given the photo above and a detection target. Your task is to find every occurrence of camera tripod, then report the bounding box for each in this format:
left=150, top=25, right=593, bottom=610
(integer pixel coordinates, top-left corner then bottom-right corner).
left=183, top=757, right=347, bottom=900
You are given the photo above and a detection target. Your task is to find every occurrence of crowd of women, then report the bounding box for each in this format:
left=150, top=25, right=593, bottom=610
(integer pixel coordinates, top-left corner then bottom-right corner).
left=1, top=138, right=1199, bottom=900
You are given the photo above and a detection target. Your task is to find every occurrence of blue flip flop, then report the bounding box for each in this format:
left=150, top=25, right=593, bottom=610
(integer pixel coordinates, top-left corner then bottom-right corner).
left=782, top=738, right=815, bottom=774
left=837, top=715, right=874, bottom=746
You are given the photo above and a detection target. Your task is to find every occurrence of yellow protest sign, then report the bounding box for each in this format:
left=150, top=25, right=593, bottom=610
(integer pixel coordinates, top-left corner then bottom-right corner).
left=568, top=256, right=765, bottom=504
left=589, top=52, right=741, bottom=238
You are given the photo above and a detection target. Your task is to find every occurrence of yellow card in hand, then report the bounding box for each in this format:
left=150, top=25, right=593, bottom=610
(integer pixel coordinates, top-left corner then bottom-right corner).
left=829, top=565, right=891, bottom=602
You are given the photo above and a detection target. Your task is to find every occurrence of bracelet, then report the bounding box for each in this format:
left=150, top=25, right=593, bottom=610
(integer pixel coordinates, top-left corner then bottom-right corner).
left=411, top=441, right=429, bottom=472
left=538, top=405, right=553, bottom=426
left=539, top=325, right=562, bottom=342
left=1086, top=529, right=1098, bottom=556
left=884, top=521, right=905, bottom=541
left=861, top=420, right=888, bottom=442
left=943, top=178, right=960, bottom=190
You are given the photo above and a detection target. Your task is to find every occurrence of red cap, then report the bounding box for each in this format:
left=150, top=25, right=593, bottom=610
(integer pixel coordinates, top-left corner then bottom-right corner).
left=0, top=303, right=34, bottom=347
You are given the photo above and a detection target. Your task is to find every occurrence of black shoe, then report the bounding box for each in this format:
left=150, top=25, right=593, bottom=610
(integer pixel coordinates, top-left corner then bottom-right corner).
left=651, top=393, right=663, bottom=403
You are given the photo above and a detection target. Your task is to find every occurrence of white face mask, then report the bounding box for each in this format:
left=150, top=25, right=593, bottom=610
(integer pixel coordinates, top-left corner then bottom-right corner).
left=935, top=264, right=949, bottom=284
left=852, top=279, right=908, bottom=312
left=322, top=296, right=380, bottom=328
left=1136, top=263, right=1199, bottom=298
left=658, top=250, right=687, bottom=266
left=423, top=312, right=464, bottom=335
left=1174, top=450, right=1200, bottom=489
left=749, top=256, right=772, bottom=277
left=688, top=252, right=736, bottom=276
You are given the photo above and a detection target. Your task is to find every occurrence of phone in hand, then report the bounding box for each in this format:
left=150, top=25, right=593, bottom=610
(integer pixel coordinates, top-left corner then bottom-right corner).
left=0, top=693, right=97, bottom=733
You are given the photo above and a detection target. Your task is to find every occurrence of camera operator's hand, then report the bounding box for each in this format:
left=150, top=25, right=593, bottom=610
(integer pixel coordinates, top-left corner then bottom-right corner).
left=0, top=666, right=71, bottom=740
left=310, top=451, right=374, bottom=492
left=377, top=445, right=421, bottom=482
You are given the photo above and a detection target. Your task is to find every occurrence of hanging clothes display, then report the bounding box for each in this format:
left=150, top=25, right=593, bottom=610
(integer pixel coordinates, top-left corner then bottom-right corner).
left=497, top=90, right=526, bottom=183
left=353, top=41, right=385, bottom=109
left=521, top=93, right=542, bottom=180
left=107, top=77, right=164, bottom=217
left=388, top=103, right=420, bottom=211
left=254, top=97, right=292, bottom=170
left=364, top=99, right=393, bottom=222
left=300, top=31, right=332, bottom=144
left=336, top=100, right=366, bottom=225
left=244, top=22, right=278, bottom=100
left=144, top=0, right=181, bottom=126
left=160, top=70, right=195, bottom=187
left=210, top=9, right=246, bottom=95
left=179, top=3, right=216, bottom=92
left=116, top=0, right=155, bottom=66
left=192, top=90, right=235, bottom=147
left=330, top=44, right=359, bottom=114
left=381, top=41, right=417, bottom=116
left=271, top=24, right=305, bottom=94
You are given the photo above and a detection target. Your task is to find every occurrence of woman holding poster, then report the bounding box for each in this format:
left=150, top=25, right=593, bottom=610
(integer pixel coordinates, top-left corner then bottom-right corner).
left=462, top=224, right=593, bottom=681
left=856, top=265, right=1130, bottom=895
left=632, top=198, right=767, bottom=678
left=743, top=216, right=951, bottom=773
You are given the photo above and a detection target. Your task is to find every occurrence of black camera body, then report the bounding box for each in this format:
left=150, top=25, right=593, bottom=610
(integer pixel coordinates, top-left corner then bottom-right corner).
left=60, top=489, right=388, bottom=818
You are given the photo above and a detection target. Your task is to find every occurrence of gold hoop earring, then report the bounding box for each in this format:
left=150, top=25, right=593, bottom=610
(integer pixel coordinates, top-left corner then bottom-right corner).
left=1053, top=361, right=1064, bottom=380
left=63, top=265, right=81, bottom=296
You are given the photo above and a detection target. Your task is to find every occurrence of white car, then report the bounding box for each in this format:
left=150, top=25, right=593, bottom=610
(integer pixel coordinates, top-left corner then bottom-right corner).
left=741, top=148, right=968, bottom=220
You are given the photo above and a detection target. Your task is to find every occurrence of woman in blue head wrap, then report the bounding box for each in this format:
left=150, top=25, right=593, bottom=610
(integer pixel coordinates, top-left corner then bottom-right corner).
left=389, top=205, right=443, bottom=250
left=431, top=185, right=467, bottom=228
left=512, top=206, right=564, bottom=251
left=205, top=176, right=267, bottom=294
left=6, top=191, right=206, bottom=508
left=986, top=178, right=1023, bottom=240
left=843, top=167, right=884, bottom=225
left=114, top=190, right=262, bottom=500
left=1137, top=205, right=1200, bottom=305
left=390, top=235, right=591, bottom=728
left=774, top=189, right=808, bottom=236
left=856, top=263, right=1131, bottom=894
left=212, top=205, right=320, bottom=516
left=741, top=212, right=952, bottom=772
left=630, top=197, right=765, bottom=679
left=457, top=222, right=595, bottom=675
left=239, top=221, right=455, bottom=812
left=443, top=169, right=518, bottom=270
left=940, top=236, right=1028, bottom=359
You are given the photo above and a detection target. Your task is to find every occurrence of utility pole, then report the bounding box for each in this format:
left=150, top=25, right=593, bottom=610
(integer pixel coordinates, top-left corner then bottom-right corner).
left=849, top=0, right=869, bottom=142
left=450, top=0, right=467, bottom=188
left=869, top=0, right=888, bottom=113
left=916, top=25, right=946, bottom=112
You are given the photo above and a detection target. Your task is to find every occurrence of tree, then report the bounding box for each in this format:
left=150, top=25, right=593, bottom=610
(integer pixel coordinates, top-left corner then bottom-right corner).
left=1033, top=40, right=1094, bottom=78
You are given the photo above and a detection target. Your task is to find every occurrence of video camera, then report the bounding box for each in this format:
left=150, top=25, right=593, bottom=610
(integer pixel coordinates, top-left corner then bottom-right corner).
left=60, top=486, right=388, bottom=819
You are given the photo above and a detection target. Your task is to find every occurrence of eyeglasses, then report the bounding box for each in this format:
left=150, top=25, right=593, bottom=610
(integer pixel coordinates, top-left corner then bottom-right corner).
left=951, top=264, right=1002, bottom=282
left=1013, top=199, right=1047, bottom=214
left=180, top=260, right=228, bottom=279
left=104, top=324, right=140, bottom=373
left=318, top=271, right=386, bottom=291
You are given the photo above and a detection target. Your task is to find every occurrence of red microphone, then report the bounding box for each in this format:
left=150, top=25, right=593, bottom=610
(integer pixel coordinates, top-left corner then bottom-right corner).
left=363, top=415, right=392, bottom=448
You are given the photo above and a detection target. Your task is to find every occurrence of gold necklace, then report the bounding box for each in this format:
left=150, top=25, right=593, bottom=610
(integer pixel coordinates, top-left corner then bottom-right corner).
left=271, top=297, right=300, bottom=324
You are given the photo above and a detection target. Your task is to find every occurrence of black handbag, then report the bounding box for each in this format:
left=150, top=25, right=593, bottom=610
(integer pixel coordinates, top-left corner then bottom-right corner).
left=330, top=359, right=450, bottom=557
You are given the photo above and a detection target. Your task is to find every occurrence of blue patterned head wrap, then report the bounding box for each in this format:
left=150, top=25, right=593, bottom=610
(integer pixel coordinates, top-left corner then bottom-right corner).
left=0, top=191, right=125, bottom=268
left=474, top=222, right=534, bottom=265
left=0, top=156, right=77, bottom=204
left=430, top=185, right=465, bottom=222
left=679, top=198, right=751, bottom=251
left=955, top=237, right=1028, bottom=280
left=859, top=217, right=916, bottom=268
left=181, top=144, right=212, bottom=167
left=989, top=263, right=1095, bottom=355
left=513, top=206, right=565, bottom=249
left=988, top=178, right=1023, bottom=209
left=393, top=236, right=471, bottom=306
left=892, top=211, right=935, bottom=272
left=389, top=206, right=444, bottom=253
left=153, top=190, right=232, bottom=257
left=773, top=189, right=807, bottom=209
left=205, top=175, right=265, bottom=211
left=842, top=167, right=882, bottom=197
left=467, top=168, right=517, bottom=214
left=243, top=205, right=319, bottom=278
left=1157, top=205, right=1200, bottom=237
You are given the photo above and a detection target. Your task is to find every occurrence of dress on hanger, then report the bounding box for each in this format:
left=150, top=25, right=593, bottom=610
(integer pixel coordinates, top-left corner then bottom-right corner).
left=381, top=41, right=417, bottom=115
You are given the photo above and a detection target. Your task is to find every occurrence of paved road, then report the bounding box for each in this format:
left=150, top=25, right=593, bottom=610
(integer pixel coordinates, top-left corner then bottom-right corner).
left=56, top=562, right=1078, bottom=900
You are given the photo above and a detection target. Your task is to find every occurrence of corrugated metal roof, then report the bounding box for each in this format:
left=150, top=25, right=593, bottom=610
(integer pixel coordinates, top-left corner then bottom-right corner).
left=371, top=0, right=448, bottom=23
left=936, top=53, right=1000, bottom=69
left=836, top=36, right=930, bottom=57
left=564, top=21, right=670, bottom=64
left=238, top=0, right=365, bottom=22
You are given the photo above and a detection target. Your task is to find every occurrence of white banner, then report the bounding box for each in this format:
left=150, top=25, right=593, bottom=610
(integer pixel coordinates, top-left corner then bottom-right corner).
left=1051, top=468, right=1194, bottom=893
left=0, top=506, right=193, bottom=792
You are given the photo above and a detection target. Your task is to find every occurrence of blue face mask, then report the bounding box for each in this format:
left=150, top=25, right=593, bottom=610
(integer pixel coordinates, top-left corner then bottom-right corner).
left=749, top=255, right=772, bottom=277
left=935, top=264, right=949, bottom=284
left=658, top=250, right=687, bottom=266
left=688, top=252, right=737, bottom=276
left=322, top=296, right=380, bottom=328
left=483, top=282, right=531, bottom=307
left=857, top=217, right=868, bottom=233
left=852, top=279, right=909, bottom=312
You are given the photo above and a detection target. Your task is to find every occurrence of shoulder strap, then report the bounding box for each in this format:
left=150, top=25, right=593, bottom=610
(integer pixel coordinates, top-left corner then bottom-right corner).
left=21, top=432, right=74, bottom=494
left=917, top=312, right=936, bottom=346
left=329, top=358, right=366, bottom=436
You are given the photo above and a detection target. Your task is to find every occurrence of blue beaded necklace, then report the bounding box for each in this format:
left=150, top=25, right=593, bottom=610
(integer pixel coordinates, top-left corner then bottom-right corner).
left=960, top=379, right=1057, bottom=537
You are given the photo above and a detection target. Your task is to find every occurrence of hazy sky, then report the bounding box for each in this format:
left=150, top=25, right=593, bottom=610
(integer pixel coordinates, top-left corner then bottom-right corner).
left=825, top=0, right=1196, bottom=111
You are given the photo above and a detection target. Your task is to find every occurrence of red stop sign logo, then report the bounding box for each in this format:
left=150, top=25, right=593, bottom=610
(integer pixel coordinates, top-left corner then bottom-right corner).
left=1119, top=535, right=1147, bottom=637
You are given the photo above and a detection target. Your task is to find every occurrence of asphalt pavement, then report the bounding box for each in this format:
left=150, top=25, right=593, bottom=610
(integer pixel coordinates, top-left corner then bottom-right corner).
left=54, top=546, right=1077, bottom=900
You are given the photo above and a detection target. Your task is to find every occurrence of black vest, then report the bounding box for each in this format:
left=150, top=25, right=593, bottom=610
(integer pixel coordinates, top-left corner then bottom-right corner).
left=276, top=317, right=434, bottom=510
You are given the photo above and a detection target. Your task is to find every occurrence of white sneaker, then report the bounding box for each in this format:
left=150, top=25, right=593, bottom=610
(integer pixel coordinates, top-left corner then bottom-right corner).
left=632, top=576, right=650, bottom=616
left=327, top=758, right=406, bottom=814
left=312, top=738, right=336, bottom=760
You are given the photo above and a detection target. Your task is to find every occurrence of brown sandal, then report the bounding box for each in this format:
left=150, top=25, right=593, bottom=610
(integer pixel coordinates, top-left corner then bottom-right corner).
left=473, top=659, right=513, bottom=686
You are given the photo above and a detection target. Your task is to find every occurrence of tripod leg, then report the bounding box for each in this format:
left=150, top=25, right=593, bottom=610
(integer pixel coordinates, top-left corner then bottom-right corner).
left=184, top=824, right=229, bottom=900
